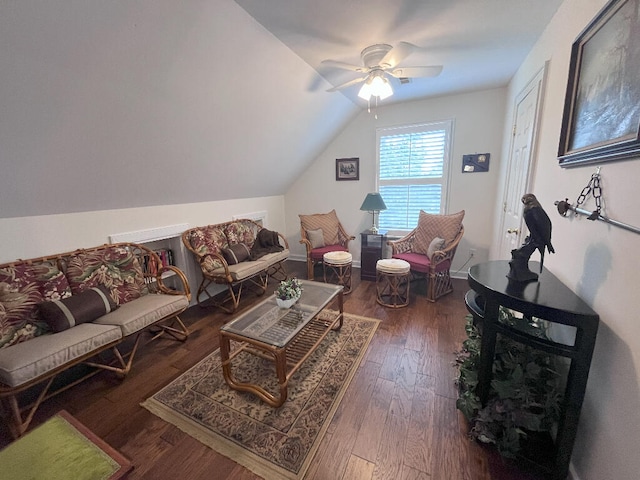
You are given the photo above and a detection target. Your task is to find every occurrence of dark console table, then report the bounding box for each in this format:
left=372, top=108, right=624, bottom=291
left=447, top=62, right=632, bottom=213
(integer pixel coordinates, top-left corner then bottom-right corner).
left=467, top=261, right=599, bottom=480
left=360, top=230, right=387, bottom=281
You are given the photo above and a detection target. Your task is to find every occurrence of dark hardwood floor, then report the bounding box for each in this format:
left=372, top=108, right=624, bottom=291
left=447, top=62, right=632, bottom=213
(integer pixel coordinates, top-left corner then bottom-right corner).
left=0, top=261, right=541, bottom=480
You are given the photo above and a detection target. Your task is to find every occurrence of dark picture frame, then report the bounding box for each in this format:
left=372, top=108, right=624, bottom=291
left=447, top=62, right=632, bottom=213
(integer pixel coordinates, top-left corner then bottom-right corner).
left=558, top=0, right=640, bottom=167
left=335, top=157, right=359, bottom=181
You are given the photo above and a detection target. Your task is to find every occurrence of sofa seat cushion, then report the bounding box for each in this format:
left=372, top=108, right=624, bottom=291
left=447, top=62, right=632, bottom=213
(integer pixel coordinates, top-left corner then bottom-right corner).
left=393, top=252, right=451, bottom=274
left=0, top=323, right=122, bottom=388
left=258, top=249, right=289, bottom=266
left=310, top=245, right=348, bottom=261
left=94, top=293, right=189, bottom=337
left=65, top=246, right=145, bottom=305
left=211, top=260, right=268, bottom=282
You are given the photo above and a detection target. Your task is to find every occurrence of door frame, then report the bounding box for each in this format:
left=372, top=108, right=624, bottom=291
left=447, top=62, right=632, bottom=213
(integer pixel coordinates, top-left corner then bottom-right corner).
left=496, top=62, right=549, bottom=259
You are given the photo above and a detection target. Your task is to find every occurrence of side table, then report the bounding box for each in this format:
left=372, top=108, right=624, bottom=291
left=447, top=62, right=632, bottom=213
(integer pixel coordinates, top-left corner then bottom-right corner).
left=360, top=230, right=387, bottom=281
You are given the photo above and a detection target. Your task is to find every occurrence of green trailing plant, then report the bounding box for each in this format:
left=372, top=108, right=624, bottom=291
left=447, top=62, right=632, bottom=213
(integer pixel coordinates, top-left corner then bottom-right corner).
left=455, top=310, right=563, bottom=458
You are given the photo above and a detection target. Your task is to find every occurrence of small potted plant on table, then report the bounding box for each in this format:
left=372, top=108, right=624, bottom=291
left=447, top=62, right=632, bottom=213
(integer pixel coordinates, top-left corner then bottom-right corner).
left=275, top=278, right=303, bottom=308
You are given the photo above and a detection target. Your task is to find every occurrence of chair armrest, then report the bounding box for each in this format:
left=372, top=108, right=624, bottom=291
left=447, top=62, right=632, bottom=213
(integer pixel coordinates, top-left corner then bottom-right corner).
left=388, top=229, right=417, bottom=255
left=337, top=223, right=355, bottom=248
left=299, top=237, right=313, bottom=254
left=430, top=226, right=464, bottom=266
left=277, top=231, right=290, bottom=249
left=156, top=265, right=191, bottom=300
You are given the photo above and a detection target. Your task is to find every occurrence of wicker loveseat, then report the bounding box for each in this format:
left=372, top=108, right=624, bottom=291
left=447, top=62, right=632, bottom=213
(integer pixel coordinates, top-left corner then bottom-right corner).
left=389, top=210, right=465, bottom=302
left=182, top=219, right=289, bottom=313
left=0, top=242, right=191, bottom=438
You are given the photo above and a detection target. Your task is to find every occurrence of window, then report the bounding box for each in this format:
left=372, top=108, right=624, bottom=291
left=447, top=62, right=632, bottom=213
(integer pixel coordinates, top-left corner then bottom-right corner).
left=377, top=121, right=452, bottom=232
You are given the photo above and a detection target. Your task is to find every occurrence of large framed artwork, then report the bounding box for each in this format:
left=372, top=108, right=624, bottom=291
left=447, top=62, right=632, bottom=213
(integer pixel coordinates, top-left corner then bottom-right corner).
left=558, top=0, right=640, bottom=167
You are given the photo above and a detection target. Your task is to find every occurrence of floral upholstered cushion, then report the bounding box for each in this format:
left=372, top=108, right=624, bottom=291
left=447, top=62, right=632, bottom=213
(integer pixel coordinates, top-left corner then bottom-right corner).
left=0, top=262, right=72, bottom=349
left=224, top=220, right=256, bottom=248
left=186, top=226, right=229, bottom=271
left=65, top=247, right=145, bottom=305
left=413, top=210, right=465, bottom=255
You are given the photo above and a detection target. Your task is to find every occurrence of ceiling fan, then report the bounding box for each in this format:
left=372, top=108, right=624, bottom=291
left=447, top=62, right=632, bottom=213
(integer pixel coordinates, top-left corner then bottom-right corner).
left=322, top=42, right=443, bottom=101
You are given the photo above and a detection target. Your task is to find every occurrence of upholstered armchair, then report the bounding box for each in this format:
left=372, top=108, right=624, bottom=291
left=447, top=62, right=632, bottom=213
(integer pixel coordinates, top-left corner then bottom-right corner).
left=388, top=210, right=465, bottom=302
left=299, top=209, right=355, bottom=280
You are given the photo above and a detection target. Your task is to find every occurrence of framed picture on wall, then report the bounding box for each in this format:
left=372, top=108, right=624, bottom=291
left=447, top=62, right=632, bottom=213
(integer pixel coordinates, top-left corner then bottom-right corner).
left=558, top=0, right=640, bottom=167
left=336, top=158, right=359, bottom=181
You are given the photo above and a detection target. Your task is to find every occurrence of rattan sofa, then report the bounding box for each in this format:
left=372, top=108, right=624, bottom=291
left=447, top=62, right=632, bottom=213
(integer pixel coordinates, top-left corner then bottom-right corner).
left=182, top=219, right=289, bottom=313
left=0, top=242, right=191, bottom=438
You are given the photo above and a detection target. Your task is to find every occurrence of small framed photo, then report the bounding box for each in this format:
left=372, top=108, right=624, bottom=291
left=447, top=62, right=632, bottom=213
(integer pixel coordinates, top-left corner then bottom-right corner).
left=336, top=158, right=359, bottom=181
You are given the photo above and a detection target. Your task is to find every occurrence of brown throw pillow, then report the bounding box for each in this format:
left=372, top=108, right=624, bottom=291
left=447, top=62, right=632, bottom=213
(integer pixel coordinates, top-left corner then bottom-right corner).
left=221, top=243, right=251, bottom=265
left=38, top=285, right=118, bottom=333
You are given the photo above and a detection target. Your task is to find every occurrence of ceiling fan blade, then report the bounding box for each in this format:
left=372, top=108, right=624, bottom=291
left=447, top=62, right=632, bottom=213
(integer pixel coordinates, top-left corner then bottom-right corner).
left=390, top=65, right=443, bottom=78
left=326, top=76, right=369, bottom=92
left=380, top=42, right=415, bottom=69
left=321, top=59, right=367, bottom=73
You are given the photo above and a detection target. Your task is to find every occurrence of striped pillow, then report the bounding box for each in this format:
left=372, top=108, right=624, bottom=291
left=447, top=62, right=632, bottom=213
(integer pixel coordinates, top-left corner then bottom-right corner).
left=38, top=285, right=118, bottom=332
left=299, top=210, right=341, bottom=246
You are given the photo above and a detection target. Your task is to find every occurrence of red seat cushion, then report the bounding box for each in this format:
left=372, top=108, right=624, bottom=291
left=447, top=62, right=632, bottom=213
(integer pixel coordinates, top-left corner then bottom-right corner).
left=310, top=245, right=348, bottom=261
left=392, top=253, right=451, bottom=274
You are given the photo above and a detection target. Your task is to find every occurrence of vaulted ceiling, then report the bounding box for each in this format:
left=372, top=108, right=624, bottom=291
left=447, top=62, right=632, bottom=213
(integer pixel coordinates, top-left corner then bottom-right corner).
left=235, top=0, right=564, bottom=105
left=0, top=0, right=562, bottom=218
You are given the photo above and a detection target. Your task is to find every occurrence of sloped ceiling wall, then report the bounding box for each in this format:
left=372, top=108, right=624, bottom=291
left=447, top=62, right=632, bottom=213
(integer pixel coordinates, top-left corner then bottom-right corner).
left=0, top=0, right=358, bottom=219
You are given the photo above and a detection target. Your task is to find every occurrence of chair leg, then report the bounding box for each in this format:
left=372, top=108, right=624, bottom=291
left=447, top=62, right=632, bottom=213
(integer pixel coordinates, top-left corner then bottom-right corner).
left=307, top=257, right=314, bottom=280
left=427, top=270, right=453, bottom=302
left=267, top=261, right=288, bottom=282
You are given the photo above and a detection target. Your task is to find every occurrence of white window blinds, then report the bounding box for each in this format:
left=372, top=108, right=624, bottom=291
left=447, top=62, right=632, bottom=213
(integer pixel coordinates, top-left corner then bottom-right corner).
left=377, top=121, right=452, bottom=231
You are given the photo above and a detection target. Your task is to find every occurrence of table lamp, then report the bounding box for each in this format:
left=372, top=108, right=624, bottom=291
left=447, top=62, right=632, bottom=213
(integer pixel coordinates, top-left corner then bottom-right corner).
left=360, top=192, right=387, bottom=233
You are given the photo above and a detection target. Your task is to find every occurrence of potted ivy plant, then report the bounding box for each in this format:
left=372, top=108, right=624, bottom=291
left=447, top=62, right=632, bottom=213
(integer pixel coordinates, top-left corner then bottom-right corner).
left=455, top=310, right=563, bottom=459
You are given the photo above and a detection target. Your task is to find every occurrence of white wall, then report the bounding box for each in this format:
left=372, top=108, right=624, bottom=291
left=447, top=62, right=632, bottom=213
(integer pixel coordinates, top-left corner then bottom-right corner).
left=285, top=87, right=507, bottom=276
left=0, top=0, right=356, bottom=219
left=494, top=0, right=640, bottom=478
left=0, top=196, right=286, bottom=303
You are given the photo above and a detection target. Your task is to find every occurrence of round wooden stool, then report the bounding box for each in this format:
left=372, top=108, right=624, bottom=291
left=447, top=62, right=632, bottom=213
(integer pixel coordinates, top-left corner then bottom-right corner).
left=376, top=259, right=410, bottom=308
left=323, top=251, right=352, bottom=294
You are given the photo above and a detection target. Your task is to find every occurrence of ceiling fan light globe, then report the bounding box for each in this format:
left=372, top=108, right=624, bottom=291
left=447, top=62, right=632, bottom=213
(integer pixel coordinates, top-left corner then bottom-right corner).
left=370, top=77, right=393, bottom=99
left=358, top=82, right=373, bottom=100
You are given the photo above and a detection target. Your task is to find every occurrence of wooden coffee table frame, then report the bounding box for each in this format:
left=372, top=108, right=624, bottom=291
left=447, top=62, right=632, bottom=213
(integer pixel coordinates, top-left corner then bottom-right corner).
left=219, top=286, right=343, bottom=407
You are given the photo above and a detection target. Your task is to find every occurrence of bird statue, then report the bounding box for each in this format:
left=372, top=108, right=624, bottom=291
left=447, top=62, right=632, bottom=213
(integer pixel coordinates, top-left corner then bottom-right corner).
left=521, top=193, right=555, bottom=273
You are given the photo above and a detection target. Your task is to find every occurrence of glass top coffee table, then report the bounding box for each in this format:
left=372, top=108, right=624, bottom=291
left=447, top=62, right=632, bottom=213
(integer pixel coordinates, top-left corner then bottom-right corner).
left=219, top=279, right=344, bottom=407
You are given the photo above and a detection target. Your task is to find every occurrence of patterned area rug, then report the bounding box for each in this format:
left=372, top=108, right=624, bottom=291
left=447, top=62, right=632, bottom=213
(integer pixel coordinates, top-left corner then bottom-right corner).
left=142, top=311, right=379, bottom=479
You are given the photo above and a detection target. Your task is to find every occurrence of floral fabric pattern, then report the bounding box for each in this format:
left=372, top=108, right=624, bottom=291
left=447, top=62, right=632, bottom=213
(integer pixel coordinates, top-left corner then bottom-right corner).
left=187, top=226, right=229, bottom=271
left=65, top=247, right=145, bottom=305
left=0, top=262, right=71, bottom=349
left=224, top=220, right=256, bottom=247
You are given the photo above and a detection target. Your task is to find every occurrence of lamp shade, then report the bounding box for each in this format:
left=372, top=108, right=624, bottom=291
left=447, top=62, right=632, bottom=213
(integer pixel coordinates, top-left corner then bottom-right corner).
left=360, top=193, right=387, bottom=212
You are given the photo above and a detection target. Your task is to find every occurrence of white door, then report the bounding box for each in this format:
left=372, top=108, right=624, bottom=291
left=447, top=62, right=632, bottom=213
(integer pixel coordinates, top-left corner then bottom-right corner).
left=497, top=65, right=547, bottom=259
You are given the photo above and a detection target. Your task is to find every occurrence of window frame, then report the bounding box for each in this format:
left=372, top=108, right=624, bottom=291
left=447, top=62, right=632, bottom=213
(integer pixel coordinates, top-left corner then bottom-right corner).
left=375, top=120, right=454, bottom=235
